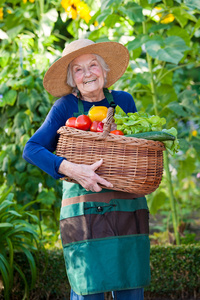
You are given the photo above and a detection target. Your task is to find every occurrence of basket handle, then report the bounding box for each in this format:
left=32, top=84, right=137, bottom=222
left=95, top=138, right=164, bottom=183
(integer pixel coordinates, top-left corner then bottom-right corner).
left=96, top=107, right=114, bottom=140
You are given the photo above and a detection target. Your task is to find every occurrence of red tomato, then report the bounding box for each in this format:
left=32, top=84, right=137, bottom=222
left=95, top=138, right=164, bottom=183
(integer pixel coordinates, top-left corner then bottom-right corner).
left=75, top=115, right=92, bottom=131
left=90, top=121, right=100, bottom=132
left=97, top=121, right=104, bottom=132
left=65, top=117, right=77, bottom=128
left=110, top=130, right=124, bottom=135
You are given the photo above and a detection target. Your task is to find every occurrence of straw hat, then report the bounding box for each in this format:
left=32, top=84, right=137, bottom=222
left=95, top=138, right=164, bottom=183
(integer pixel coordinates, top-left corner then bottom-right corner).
left=43, top=39, right=129, bottom=97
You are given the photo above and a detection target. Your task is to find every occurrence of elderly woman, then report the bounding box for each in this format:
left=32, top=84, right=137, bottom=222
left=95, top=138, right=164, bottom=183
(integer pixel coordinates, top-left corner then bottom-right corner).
left=23, top=39, right=150, bottom=300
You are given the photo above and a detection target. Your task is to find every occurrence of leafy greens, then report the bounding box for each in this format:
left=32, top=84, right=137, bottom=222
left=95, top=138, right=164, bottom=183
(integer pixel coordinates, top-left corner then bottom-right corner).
left=114, top=105, right=179, bottom=155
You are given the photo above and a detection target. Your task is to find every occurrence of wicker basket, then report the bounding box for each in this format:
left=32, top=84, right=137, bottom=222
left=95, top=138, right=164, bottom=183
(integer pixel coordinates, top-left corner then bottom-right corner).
left=56, top=108, right=165, bottom=196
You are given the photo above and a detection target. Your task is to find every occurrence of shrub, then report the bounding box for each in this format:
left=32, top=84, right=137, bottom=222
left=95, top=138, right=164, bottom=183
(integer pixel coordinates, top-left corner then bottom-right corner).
left=0, top=185, right=40, bottom=300
left=0, top=245, right=199, bottom=299
left=146, top=245, right=200, bottom=299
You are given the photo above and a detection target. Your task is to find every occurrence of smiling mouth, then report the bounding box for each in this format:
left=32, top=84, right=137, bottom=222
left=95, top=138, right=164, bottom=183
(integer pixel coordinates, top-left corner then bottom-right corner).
left=84, top=79, right=97, bottom=84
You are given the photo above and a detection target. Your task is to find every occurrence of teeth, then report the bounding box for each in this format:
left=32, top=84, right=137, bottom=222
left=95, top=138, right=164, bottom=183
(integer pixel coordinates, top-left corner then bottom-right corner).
left=85, top=79, right=96, bottom=84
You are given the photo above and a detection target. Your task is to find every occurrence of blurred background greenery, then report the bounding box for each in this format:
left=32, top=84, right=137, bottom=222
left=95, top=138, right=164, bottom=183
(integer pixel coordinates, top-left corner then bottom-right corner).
left=0, top=0, right=200, bottom=298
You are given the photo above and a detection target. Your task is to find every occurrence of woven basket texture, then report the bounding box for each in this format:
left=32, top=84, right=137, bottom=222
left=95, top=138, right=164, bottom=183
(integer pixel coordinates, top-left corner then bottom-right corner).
left=56, top=108, right=165, bottom=196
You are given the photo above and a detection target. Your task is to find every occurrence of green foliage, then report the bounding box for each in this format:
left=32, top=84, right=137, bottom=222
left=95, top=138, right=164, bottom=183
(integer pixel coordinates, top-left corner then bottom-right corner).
left=0, top=47, right=62, bottom=233
left=0, top=185, right=40, bottom=300
left=0, top=0, right=200, bottom=249
left=0, top=246, right=199, bottom=299
left=147, top=245, right=200, bottom=298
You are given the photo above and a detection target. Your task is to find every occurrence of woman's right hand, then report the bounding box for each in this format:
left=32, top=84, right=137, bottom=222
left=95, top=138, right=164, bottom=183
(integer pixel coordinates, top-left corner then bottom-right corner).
left=58, top=159, right=113, bottom=192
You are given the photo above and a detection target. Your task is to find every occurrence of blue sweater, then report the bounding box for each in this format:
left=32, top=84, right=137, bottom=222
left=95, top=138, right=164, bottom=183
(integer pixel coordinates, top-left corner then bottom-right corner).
left=22, top=90, right=137, bottom=179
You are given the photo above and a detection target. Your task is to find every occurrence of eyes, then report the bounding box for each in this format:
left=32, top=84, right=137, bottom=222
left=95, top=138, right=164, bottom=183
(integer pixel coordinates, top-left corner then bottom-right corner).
left=73, top=61, right=99, bottom=74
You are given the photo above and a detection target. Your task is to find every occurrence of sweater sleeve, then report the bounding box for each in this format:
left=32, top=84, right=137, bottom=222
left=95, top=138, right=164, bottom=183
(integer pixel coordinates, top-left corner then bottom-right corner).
left=23, top=103, right=67, bottom=179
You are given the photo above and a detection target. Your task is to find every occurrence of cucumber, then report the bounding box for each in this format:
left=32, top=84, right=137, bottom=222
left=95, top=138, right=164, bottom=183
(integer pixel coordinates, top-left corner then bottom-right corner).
left=126, top=131, right=176, bottom=141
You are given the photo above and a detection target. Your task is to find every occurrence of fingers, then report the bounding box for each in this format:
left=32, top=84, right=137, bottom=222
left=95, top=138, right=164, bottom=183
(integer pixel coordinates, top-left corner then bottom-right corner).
left=83, top=159, right=113, bottom=192
left=69, top=159, right=113, bottom=192
left=85, top=184, right=102, bottom=193
left=91, top=159, right=113, bottom=187
left=90, top=159, right=103, bottom=171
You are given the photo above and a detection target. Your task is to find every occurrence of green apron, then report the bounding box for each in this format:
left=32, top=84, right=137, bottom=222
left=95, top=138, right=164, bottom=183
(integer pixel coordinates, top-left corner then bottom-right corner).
left=60, top=89, right=151, bottom=295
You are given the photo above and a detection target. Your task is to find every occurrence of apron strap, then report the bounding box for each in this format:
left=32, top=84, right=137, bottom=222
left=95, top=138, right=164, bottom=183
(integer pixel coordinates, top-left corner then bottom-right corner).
left=103, top=88, right=116, bottom=108
left=78, top=97, right=85, bottom=115
left=74, top=88, right=116, bottom=117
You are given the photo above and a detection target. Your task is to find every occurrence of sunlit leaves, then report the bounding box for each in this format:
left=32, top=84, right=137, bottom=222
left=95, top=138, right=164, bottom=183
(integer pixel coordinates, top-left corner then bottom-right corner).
left=100, top=0, right=122, bottom=11
left=40, top=9, right=58, bottom=37
left=0, top=90, right=17, bottom=107
left=119, top=2, right=144, bottom=22
left=145, top=36, right=190, bottom=64
left=127, top=35, right=149, bottom=51
left=184, top=0, right=200, bottom=10
left=127, top=34, right=190, bottom=64
left=148, top=190, right=167, bottom=215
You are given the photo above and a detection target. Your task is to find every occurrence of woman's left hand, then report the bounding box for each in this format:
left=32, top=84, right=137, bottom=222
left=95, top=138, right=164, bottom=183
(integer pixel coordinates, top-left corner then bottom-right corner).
left=58, top=158, right=113, bottom=192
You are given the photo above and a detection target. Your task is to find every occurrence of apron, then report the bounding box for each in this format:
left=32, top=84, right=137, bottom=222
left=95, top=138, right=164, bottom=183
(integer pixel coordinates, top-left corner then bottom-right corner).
left=60, top=89, right=151, bottom=295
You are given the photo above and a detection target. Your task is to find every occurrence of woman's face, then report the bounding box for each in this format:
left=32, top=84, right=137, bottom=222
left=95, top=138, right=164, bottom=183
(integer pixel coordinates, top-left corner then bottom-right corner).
left=71, top=54, right=106, bottom=97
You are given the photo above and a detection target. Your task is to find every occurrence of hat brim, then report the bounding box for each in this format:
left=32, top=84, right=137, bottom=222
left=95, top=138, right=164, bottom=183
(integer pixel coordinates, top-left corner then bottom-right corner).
left=43, top=42, right=129, bottom=97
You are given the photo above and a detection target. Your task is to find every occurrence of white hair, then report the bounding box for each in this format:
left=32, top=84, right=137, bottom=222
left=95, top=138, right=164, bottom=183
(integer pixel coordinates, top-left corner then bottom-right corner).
left=66, top=54, right=110, bottom=91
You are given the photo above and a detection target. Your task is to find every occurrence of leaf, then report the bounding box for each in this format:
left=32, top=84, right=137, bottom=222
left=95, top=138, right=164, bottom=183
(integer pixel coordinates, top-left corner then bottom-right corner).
left=13, top=76, right=34, bottom=89
left=0, top=51, right=10, bottom=68
left=149, top=24, right=170, bottom=33
left=26, top=89, right=41, bottom=111
left=159, top=68, right=173, bottom=85
left=104, top=14, right=121, bottom=27
left=6, top=24, right=24, bottom=39
left=165, top=36, right=190, bottom=52
left=172, top=7, right=189, bottom=27
left=136, top=72, right=151, bottom=85
left=0, top=223, right=14, bottom=228
left=127, top=35, right=149, bottom=51
left=178, top=139, right=190, bottom=152
left=148, top=191, right=167, bottom=215
left=191, top=137, right=200, bottom=156
left=115, top=105, right=127, bottom=116
left=119, top=3, right=144, bottom=22
left=157, top=47, right=184, bottom=64
left=14, top=263, right=29, bottom=299
left=40, top=9, right=58, bottom=37
left=101, top=0, right=120, bottom=11
left=13, top=111, right=26, bottom=128
left=96, top=9, right=112, bottom=24
left=148, top=0, right=161, bottom=3
left=0, top=83, right=8, bottom=94
left=129, top=58, right=148, bottom=72
left=145, top=36, right=189, bottom=63
left=194, top=18, right=200, bottom=31
left=0, top=90, right=17, bottom=107
left=167, top=26, right=190, bottom=46
left=178, top=155, right=196, bottom=180
left=178, top=90, right=199, bottom=114
left=36, top=190, right=56, bottom=206
left=0, top=29, right=9, bottom=40
left=184, top=0, right=200, bottom=10
left=0, top=254, right=11, bottom=300
left=18, top=246, right=37, bottom=289
left=145, top=40, right=163, bottom=58
left=190, top=18, right=200, bottom=38
left=15, top=160, right=26, bottom=173
left=167, top=101, right=188, bottom=117
left=18, top=91, right=28, bottom=106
